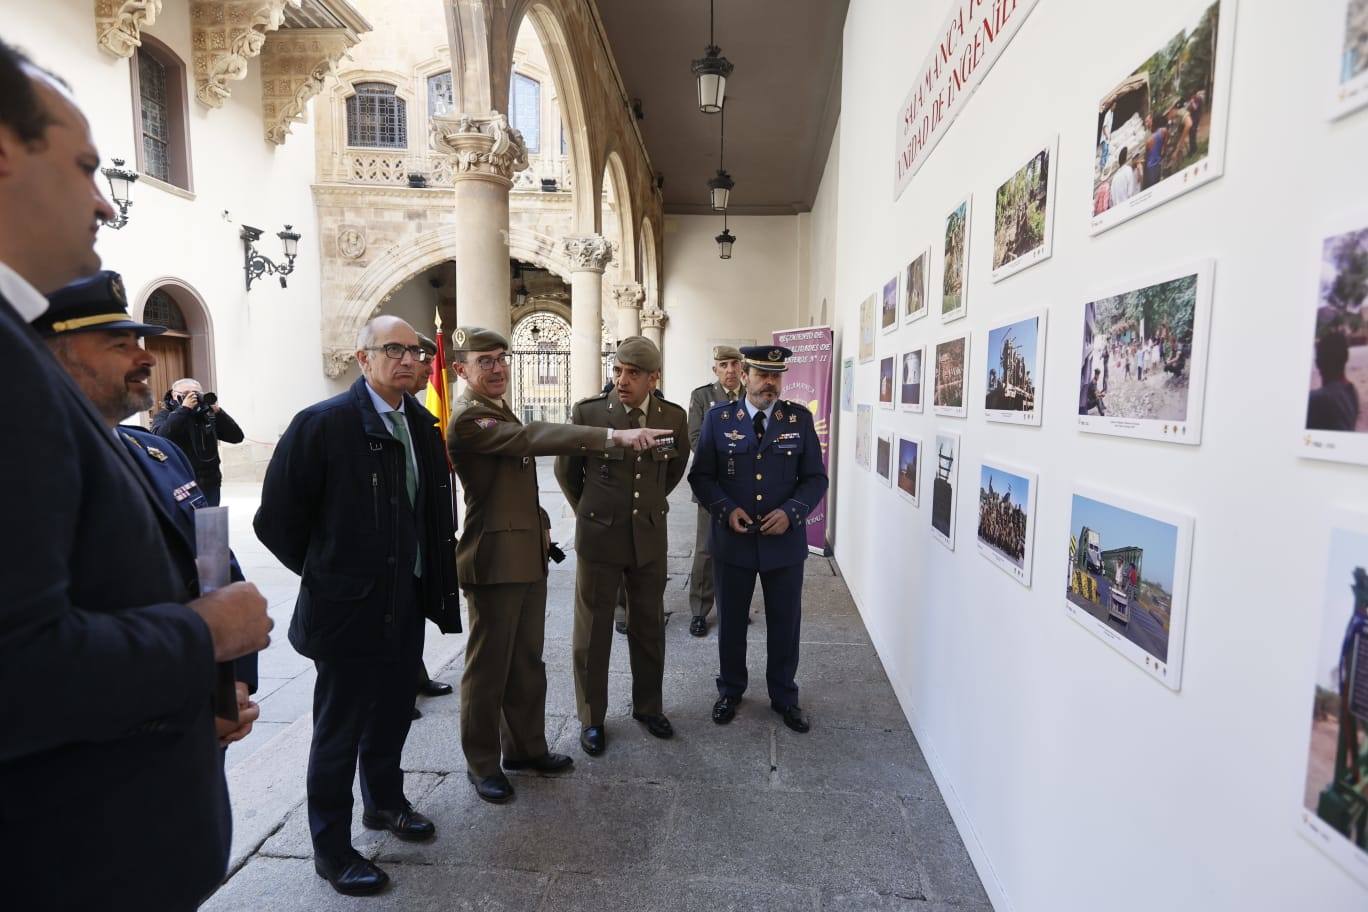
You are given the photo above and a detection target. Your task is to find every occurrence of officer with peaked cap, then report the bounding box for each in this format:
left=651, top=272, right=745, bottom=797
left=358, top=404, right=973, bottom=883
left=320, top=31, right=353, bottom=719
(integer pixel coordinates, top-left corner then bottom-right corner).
left=688, top=344, right=828, bottom=733
left=448, top=326, right=674, bottom=802
left=555, top=337, right=690, bottom=756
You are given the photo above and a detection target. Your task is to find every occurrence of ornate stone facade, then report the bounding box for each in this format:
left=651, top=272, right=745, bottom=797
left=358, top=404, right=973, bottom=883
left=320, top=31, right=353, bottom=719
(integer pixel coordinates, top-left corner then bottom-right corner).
left=95, top=0, right=162, bottom=58
left=260, top=28, right=358, bottom=144
left=610, top=282, right=644, bottom=311
left=562, top=234, right=614, bottom=273
left=191, top=0, right=294, bottom=108
left=430, top=112, right=530, bottom=186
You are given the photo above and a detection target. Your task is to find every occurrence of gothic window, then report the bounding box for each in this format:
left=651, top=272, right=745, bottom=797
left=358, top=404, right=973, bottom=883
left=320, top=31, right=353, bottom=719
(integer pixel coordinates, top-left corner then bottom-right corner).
left=510, top=73, right=540, bottom=154
left=427, top=71, right=454, bottom=118
left=130, top=37, right=191, bottom=189
left=143, top=289, right=188, bottom=332
left=347, top=82, right=407, bottom=149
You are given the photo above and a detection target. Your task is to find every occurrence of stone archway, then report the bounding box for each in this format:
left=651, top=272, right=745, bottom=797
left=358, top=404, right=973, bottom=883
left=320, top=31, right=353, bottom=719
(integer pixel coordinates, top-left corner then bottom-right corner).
left=508, top=309, right=574, bottom=422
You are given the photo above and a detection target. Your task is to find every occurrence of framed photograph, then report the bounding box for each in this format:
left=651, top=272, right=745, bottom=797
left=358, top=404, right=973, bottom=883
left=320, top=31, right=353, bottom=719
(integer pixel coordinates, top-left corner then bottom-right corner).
left=904, top=249, right=930, bottom=323
left=976, top=459, right=1038, bottom=587
left=930, top=431, right=961, bottom=551
left=1296, top=513, right=1368, bottom=888
left=933, top=334, right=970, bottom=418
left=1063, top=484, right=1194, bottom=690
left=841, top=357, right=855, bottom=413
left=875, top=430, right=894, bottom=486
left=1089, top=0, right=1236, bottom=235
left=1300, top=218, right=1368, bottom=466
left=859, top=294, right=877, bottom=364
left=855, top=404, right=873, bottom=470
left=984, top=308, right=1047, bottom=427
left=1332, top=0, right=1368, bottom=120
left=940, top=197, right=972, bottom=322
left=900, top=347, right=925, bottom=413
left=992, top=137, right=1058, bottom=282
left=878, top=355, right=896, bottom=409
left=896, top=435, right=922, bottom=507
left=881, top=275, right=900, bottom=335
left=1077, top=260, right=1214, bottom=444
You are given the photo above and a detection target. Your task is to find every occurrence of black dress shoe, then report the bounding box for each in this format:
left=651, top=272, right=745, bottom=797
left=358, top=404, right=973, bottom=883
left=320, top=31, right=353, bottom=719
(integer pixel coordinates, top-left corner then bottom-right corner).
left=502, top=751, right=574, bottom=773
left=771, top=702, right=810, bottom=733
left=580, top=725, right=606, bottom=755
left=614, top=620, right=628, bottom=635
left=418, top=679, right=454, bottom=698
left=689, top=616, right=708, bottom=637
left=466, top=770, right=515, bottom=803
left=712, top=695, right=741, bottom=725
left=315, top=851, right=389, bottom=896
left=411, top=706, right=422, bottom=720
left=631, top=711, right=674, bottom=739
left=362, top=804, right=436, bottom=842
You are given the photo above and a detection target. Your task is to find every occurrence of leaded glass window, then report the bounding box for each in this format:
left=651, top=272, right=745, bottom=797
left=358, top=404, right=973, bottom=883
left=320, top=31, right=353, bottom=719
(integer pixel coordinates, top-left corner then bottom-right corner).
left=138, top=50, right=170, bottom=182
left=510, top=73, right=540, bottom=154
left=347, top=83, right=407, bottom=149
left=143, top=289, right=187, bottom=332
left=428, top=71, right=454, bottom=118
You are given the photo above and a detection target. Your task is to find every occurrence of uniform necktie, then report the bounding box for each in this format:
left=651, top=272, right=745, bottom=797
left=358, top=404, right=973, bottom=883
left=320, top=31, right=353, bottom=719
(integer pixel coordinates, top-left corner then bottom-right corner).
left=386, top=412, right=422, bottom=576
left=753, top=409, right=766, bottom=443
left=628, top=406, right=645, bottom=429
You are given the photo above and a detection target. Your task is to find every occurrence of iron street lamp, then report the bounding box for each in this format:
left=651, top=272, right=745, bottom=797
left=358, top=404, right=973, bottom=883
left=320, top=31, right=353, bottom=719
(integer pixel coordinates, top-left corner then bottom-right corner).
left=716, top=219, right=736, bottom=260
left=708, top=104, right=734, bottom=211
left=691, top=0, right=733, bottom=114
left=100, top=158, right=139, bottom=230
left=242, top=223, right=301, bottom=290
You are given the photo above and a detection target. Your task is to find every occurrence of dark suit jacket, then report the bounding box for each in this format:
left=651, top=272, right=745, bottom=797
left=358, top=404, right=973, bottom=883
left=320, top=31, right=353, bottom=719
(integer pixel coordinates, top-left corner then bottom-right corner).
left=0, top=292, right=229, bottom=910
left=254, top=377, right=460, bottom=662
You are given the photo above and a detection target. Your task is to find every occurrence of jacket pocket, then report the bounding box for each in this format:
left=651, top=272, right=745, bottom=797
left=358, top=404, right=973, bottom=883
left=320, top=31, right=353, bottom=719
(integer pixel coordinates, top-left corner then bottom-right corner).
left=303, top=568, right=376, bottom=602
left=580, top=508, right=614, bottom=527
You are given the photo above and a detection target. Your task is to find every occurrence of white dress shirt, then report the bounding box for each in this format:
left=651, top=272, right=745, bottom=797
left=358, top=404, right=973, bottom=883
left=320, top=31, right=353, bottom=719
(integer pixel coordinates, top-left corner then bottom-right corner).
left=364, top=382, right=419, bottom=481
left=0, top=260, right=49, bottom=322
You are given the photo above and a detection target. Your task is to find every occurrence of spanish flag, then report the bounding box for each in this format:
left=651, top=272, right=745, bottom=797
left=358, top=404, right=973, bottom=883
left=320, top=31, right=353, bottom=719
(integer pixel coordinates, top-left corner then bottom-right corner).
left=424, top=308, right=452, bottom=441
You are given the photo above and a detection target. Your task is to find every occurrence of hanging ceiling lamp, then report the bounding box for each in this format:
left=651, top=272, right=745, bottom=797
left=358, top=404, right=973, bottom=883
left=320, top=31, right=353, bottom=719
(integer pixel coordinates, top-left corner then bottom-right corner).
left=708, top=104, right=734, bottom=211
left=716, top=214, right=736, bottom=260
left=691, top=0, right=733, bottom=114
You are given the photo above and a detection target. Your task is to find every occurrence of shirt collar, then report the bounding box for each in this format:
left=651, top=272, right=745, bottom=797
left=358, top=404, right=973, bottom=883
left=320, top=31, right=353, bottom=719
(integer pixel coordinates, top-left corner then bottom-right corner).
left=742, top=396, right=776, bottom=421
left=364, top=381, right=406, bottom=419
left=0, top=260, right=49, bottom=322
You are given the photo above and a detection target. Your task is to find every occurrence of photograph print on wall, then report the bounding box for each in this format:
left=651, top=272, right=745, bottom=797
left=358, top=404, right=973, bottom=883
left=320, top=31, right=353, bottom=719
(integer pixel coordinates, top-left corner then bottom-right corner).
left=841, top=357, right=854, bottom=413
left=992, top=137, right=1058, bottom=282
left=881, top=274, right=899, bottom=334
left=1089, top=0, right=1236, bottom=235
left=1300, top=218, right=1368, bottom=467
left=941, top=197, right=972, bottom=322
left=1296, top=512, right=1368, bottom=888
left=984, top=308, right=1047, bottom=427
left=901, top=347, right=925, bottom=412
left=930, top=431, right=961, bottom=551
left=1063, top=484, right=1194, bottom=691
left=856, top=404, right=873, bottom=470
left=1077, top=260, right=1214, bottom=444
left=976, top=459, right=1038, bottom=587
left=1332, top=0, right=1368, bottom=119
left=876, top=430, right=894, bottom=486
left=860, top=293, right=877, bottom=363
left=905, top=248, right=929, bottom=323
left=896, top=436, right=921, bottom=507
left=879, top=355, right=896, bottom=409
left=934, top=334, right=970, bottom=418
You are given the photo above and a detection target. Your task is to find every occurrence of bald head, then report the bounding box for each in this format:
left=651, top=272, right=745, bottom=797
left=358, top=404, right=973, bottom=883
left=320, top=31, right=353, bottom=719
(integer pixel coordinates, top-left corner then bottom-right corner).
left=356, top=315, right=421, bottom=407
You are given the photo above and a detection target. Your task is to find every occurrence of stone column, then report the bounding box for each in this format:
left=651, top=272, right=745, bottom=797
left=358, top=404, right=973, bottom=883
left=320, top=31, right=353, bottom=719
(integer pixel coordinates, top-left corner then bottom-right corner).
left=611, top=283, right=644, bottom=342
left=563, top=235, right=614, bottom=402
left=432, top=112, right=529, bottom=337
left=640, top=305, right=667, bottom=352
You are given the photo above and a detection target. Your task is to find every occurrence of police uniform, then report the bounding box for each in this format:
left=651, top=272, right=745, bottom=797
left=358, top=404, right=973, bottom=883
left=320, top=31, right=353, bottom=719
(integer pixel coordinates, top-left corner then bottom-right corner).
left=447, top=326, right=610, bottom=798
left=686, top=345, right=828, bottom=730
left=554, top=338, right=689, bottom=752
left=686, top=345, right=746, bottom=633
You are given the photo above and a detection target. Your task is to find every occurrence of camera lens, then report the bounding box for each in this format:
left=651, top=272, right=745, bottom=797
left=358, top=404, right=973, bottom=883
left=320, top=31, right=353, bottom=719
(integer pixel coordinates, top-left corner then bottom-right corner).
left=203, top=392, right=218, bottom=407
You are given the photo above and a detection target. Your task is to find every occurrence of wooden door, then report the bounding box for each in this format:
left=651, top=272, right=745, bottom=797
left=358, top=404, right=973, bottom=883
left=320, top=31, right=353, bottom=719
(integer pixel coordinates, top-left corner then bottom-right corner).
left=146, top=333, right=188, bottom=421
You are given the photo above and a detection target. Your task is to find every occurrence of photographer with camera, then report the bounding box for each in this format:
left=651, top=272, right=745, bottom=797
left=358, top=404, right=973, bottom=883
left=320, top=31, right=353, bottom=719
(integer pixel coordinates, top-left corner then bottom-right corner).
left=152, top=377, right=245, bottom=506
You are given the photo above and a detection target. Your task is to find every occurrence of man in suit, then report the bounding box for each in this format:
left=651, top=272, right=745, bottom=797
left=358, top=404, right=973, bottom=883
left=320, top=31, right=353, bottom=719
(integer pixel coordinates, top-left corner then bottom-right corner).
left=448, top=326, right=671, bottom=803
left=0, top=40, right=271, bottom=909
left=686, top=345, right=746, bottom=637
left=255, top=315, right=462, bottom=896
left=555, top=337, right=690, bottom=756
left=688, top=345, right=828, bottom=734
left=35, top=269, right=261, bottom=727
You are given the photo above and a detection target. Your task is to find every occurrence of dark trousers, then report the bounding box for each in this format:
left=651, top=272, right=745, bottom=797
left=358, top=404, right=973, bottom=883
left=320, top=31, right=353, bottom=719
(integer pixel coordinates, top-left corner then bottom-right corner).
left=307, top=591, right=423, bottom=859
left=714, top=560, right=803, bottom=707
left=200, top=479, right=221, bottom=507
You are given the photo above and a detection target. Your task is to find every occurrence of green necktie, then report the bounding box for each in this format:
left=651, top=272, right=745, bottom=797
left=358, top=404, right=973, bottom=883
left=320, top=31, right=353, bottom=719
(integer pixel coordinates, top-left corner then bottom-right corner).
left=386, top=412, right=421, bottom=576
left=628, top=406, right=645, bottom=428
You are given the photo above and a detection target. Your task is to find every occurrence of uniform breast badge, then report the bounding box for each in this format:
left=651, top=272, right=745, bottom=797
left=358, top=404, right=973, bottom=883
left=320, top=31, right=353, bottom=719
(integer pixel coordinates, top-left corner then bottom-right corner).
left=735, top=409, right=745, bottom=421
left=727, top=457, right=735, bottom=477
left=724, top=430, right=745, bottom=442
left=146, top=446, right=168, bottom=462
left=789, top=413, right=798, bottom=424
left=774, top=408, right=784, bottom=421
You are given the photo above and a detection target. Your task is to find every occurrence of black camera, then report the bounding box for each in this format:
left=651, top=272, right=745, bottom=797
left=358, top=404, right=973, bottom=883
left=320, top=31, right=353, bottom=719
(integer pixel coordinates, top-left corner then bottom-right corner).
left=548, top=542, right=567, bottom=564
left=201, top=392, right=218, bottom=408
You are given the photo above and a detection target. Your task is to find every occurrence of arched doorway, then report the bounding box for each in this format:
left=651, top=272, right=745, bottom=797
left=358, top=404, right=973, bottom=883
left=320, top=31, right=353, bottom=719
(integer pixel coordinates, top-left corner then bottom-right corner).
left=510, top=310, right=573, bottom=422
left=138, top=281, right=215, bottom=420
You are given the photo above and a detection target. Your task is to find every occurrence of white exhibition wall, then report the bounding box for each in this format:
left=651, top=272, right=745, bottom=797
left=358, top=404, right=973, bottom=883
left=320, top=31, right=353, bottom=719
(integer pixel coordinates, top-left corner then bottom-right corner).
left=831, top=2, right=1368, bottom=911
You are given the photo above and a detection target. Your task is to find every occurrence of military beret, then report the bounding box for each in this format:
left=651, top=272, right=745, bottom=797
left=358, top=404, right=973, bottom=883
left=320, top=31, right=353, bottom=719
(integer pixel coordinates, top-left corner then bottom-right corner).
left=34, top=270, right=166, bottom=338
left=614, top=335, right=661, bottom=372
left=451, top=325, right=510, bottom=352
left=416, top=332, right=438, bottom=356
left=740, top=344, right=792, bottom=373
left=711, top=344, right=743, bottom=362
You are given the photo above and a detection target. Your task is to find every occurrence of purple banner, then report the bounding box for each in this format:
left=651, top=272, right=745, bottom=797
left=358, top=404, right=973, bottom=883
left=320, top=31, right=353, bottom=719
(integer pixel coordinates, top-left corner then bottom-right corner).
left=773, top=325, right=834, bottom=555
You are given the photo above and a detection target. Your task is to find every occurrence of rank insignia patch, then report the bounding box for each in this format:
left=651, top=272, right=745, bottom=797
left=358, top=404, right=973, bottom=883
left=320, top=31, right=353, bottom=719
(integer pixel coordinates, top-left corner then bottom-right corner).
left=474, top=417, right=498, bottom=429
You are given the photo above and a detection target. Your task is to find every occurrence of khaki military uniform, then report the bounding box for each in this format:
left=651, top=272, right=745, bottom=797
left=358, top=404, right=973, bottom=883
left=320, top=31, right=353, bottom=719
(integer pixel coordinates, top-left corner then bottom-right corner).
left=687, top=381, right=742, bottom=619
left=448, top=389, right=607, bottom=777
left=554, top=392, right=690, bottom=727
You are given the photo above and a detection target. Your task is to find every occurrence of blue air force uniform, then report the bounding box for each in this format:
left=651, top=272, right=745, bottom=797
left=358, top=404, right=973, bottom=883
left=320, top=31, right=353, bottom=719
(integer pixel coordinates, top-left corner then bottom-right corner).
left=687, top=346, right=828, bottom=716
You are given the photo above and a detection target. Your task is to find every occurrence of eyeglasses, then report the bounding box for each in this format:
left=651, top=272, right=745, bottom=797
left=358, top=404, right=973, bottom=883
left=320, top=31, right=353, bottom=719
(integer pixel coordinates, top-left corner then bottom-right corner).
left=473, top=352, right=512, bottom=370
left=365, top=344, right=426, bottom=360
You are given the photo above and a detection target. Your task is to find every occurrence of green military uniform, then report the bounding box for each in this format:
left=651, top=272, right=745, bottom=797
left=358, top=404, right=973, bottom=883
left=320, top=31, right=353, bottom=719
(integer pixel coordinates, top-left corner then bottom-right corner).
left=687, top=378, right=743, bottom=620
left=554, top=345, right=690, bottom=729
left=448, top=369, right=608, bottom=779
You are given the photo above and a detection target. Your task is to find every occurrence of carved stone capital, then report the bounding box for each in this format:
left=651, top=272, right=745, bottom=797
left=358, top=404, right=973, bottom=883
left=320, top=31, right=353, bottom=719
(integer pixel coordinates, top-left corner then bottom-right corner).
left=640, top=305, right=668, bottom=330
left=562, top=235, right=614, bottom=274
left=430, top=111, right=529, bottom=186
left=611, top=282, right=644, bottom=311
left=192, top=0, right=296, bottom=109
left=96, top=0, right=163, bottom=58
left=261, top=28, right=357, bottom=144
left=322, top=346, right=356, bottom=378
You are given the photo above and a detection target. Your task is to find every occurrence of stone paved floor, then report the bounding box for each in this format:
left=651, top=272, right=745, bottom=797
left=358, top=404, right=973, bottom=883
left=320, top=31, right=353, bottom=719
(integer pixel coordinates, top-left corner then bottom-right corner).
left=205, top=469, right=989, bottom=911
